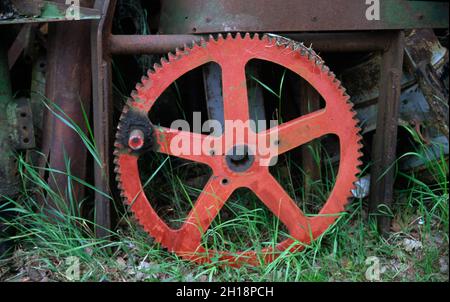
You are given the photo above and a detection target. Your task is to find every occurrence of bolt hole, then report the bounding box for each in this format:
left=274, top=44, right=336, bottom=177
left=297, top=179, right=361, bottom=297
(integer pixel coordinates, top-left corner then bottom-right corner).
left=221, top=178, right=229, bottom=185
left=274, top=140, right=280, bottom=146
left=20, top=112, right=27, bottom=118
left=22, top=126, right=27, bottom=130
left=23, top=138, right=29, bottom=143
left=209, top=150, right=215, bottom=156
left=192, top=27, right=197, bottom=33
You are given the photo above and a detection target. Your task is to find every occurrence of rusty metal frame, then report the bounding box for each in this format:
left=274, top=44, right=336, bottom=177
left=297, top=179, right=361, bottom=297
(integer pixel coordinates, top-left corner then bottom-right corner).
left=91, top=0, right=115, bottom=237
left=158, top=0, right=448, bottom=33
left=91, top=0, right=440, bottom=235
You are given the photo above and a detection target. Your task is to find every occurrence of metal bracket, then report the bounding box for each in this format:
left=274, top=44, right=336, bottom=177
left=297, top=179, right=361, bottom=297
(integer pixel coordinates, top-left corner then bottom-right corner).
left=8, top=98, right=36, bottom=150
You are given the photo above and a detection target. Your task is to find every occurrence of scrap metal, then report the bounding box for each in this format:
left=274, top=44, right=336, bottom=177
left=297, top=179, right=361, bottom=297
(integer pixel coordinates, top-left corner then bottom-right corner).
left=113, top=34, right=363, bottom=265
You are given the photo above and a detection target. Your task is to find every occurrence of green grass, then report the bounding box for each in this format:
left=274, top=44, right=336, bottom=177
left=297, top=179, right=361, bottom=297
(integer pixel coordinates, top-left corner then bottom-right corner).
left=0, top=72, right=448, bottom=282
left=1, top=124, right=447, bottom=282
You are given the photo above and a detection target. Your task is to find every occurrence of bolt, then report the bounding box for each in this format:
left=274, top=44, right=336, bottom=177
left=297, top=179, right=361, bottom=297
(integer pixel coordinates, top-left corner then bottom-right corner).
left=128, top=129, right=145, bottom=150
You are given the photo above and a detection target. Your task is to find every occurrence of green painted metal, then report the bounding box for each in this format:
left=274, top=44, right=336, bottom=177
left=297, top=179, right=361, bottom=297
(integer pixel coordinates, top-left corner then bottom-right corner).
left=40, top=2, right=63, bottom=18
left=0, top=1, right=100, bottom=25
left=383, top=0, right=450, bottom=29
left=159, top=0, right=449, bottom=34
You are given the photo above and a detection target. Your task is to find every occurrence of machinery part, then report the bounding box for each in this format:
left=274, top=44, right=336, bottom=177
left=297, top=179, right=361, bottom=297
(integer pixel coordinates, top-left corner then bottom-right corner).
left=405, top=29, right=449, bottom=137
left=41, top=0, right=93, bottom=209
left=368, top=31, right=405, bottom=234
left=0, top=44, right=18, bottom=198
left=114, top=34, right=363, bottom=265
left=91, top=0, right=116, bottom=237
left=10, top=98, right=36, bottom=150
left=0, top=42, right=35, bottom=259
left=0, top=0, right=100, bottom=24
left=158, top=0, right=449, bottom=34
left=0, top=0, right=16, bottom=20
left=108, top=32, right=392, bottom=55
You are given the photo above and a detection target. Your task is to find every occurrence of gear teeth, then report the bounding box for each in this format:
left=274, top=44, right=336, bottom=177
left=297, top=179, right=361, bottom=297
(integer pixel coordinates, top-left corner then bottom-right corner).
left=131, top=90, right=139, bottom=99
left=321, top=65, right=330, bottom=73
left=135, top=81, right=143, bottom=91
left=328, top=71, right=336, bottom=79
left=160, top=57, right=169, bottom=66
left=175, top=47, right=183, bottom=56
left=356, top=159, right=364, bottom=168
left=141, top=75, right=149, bottom=85
left=168, top=52, right=176, bottom=61
left=244, top=32, right=251, bottom=39
left=226, top=32, right=233, bottom=40
left=286, top=41, right=295, bottom=50
left=153, top=62, right=162, bottom=71
left=115, top=175, right=121, bottom=184
left=217, top=33, right=224, bottom=41
left=180, top=44, right=187, bottom=52
left=190, top=40, right=198, bottom=49
left=300, top=48, right=307, bottom=57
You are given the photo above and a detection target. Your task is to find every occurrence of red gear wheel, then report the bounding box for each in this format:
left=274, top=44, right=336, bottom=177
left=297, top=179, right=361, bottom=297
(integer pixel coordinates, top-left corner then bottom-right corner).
left=114, top=33, right=363, bottom=266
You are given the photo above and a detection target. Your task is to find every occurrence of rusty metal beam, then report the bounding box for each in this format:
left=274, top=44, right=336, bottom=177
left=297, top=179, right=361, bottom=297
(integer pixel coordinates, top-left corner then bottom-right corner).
left=91, top=0, right=116, bottom=237
left=109, top=34, right=203, bottom=55
left=158, top=0, right=448, bottom=34
left=285, top=32, right=390, bottom=52
left=108, top=32, right=391, bottom=55
left=7, top=24, right=35, bottom=69
left=41, top=0, right=93, bottom=212
left=369, top=31, right=405, bottom=234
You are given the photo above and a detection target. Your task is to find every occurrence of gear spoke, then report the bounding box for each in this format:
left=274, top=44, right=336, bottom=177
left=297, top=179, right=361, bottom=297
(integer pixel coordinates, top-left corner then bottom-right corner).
left=219, top=58, right=251, bottom=123
left=154, top=126, right=218, bottom=167
left=260, top=109, right=336, bottom=156
left=249, top=171, right=310, bottom=240
left=178, top=176, right=235, bottom=250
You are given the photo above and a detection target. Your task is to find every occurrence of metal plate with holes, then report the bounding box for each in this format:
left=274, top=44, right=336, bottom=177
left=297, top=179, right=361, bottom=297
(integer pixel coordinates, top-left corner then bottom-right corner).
left=14, top=98, right=35, bottom=149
